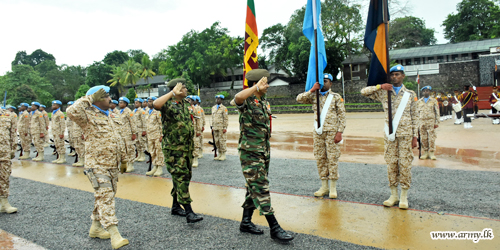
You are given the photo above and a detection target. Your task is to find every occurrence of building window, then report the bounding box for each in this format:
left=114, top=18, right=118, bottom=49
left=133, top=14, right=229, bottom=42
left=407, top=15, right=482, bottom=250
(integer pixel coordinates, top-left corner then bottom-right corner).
left=351, top=64, right=360, bottom=72
left=414, top=58, right=420, bottom=65
left=461, top=53, right=470, bottom=60
left=451, top=54, right=459, bottom=61
left=427, top=57, right=435, bottom=63
left=422, top=57, right=426, bottom=64
left=405, top=59, right=412, bottom=65
left=472, top=53, right=479, bottom=60
left=437, top=56, right=444, bottom=63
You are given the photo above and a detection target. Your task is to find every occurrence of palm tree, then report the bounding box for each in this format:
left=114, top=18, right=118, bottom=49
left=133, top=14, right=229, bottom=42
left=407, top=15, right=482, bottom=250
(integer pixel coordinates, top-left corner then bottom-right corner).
left=107, top=66, right=125, bottom=95
left=139, top=55, right=156, bottom=96
left=121, top=59, right=141, bottom=86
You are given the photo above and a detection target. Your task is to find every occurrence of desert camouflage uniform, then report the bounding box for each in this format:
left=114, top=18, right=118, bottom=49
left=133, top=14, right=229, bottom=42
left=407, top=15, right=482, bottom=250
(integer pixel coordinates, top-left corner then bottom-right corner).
left=66, top=118, right=74, bottom=149
left=72, top=120, right=85, bottom=160
left=42, top=110, right=50, bottom=143
left=17, top=111, right=30, bottom=155
left=30, top=109, right=45, bottom=157
left=51, top=109, right=66, bottom=156
left=118, top=107, right=137, bottom=163
left=191, top=105, right=203, bottom=158
left=211, top=104, right=228, bottom=154
left=198, top=105, right=206, bottom=155
left=361, top=85, right=418, bottom=189
left=296, top=90, right=347, bottom=180
left=0, top=110, right=17, bottom=198
left=417, top=97, right=439, bottom=152
left=159, top=99, right=194, bottom=205
left=146, top=108, right=164, bottom=166
left=67, top=96, right=125, bottom=229
left=133, top=107, right=147, bottom=155
left=237, top=95, right=274, bottom=215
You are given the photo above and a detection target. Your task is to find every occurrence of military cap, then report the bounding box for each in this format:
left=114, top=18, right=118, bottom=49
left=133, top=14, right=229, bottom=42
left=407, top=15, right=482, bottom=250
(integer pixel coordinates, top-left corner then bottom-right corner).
left=40, top=105, right=46, bottom=108
left=119, top=97, right=130, bottom=104
left=52, top=100, right=62, bottom=105
left=390, top=65, right=405, bottom=73
left=111, top=100, right=119, bottom=105
left=324, top=73, right=333, bottom=81
left=186, top=95, right=195, bottom=100
left=86, top=85, right=110, bottom=96
left=493, top=86, right=498, bottom=90
left=167, top=78, right=186, bottom=88
left=21, top=103, right=30, bottom=107
left=421, top=86, right=432, bottom=92
left=215, top=95, right=225, bottom=99
left=134, top=98, right=144, bottom=103
left=31, top=102, right=41, bottom=107
left=245, top=69, right=270, bottom=81
left=195, top=96, right=201, bottom=102
left=8, top=105, right=16, bottom=110
left=148, top=96, right=157, bottom=101
left=67, top=101, right=74, bottom=105
left=1, top=107, right=5, bottom=110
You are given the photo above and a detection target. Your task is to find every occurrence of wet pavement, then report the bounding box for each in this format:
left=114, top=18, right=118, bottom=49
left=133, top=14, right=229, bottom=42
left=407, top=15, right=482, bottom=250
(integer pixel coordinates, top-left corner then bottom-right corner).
left=0, top=229, right=45, bottom=250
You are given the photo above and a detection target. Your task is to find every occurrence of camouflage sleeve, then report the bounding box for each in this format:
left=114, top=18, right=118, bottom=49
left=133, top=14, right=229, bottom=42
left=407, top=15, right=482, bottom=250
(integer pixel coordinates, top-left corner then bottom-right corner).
left=336, top=95, right=347, bottom=133
left=296, top=91, right=315, bottom=104
left=44, top=113, right=50, bottom=128
left=236, top=99, right=248, bottom=113
left=159, top=101, right=173, bottom=122
left=361, top=86, right=384, bottom=102
left=434, top=100, right=440, bottom=125
left=157, top=112, right=163, bottom=138
left=127, top=111, right=138, bottom=134
left=67, top=96, right=92, bottom=130
left=59, top=112, right=66, bottom=135
left=223, top=106, right=228, bottom=129
left=10, top=112, right=16, bottom=152
left=32, top=115, right=42, bottom=135
left=410, top=92, right=418, bottom=138
left=202, top=109, right=206, bottom=127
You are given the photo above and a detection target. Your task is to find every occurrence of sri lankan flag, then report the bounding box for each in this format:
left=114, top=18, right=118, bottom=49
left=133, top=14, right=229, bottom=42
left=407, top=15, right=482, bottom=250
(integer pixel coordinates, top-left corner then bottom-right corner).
left=364, top=0, right=389, bottom=86
left=243, top=0, right=259, bottom=89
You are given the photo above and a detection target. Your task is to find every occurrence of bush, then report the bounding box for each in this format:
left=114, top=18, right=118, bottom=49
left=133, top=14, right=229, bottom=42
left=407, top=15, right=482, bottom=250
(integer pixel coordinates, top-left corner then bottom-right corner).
left=125, top=88, right=137, bottom=101
left=217, top=91, right=231, bottom=100
left=74, top=84, right=90, bottom=100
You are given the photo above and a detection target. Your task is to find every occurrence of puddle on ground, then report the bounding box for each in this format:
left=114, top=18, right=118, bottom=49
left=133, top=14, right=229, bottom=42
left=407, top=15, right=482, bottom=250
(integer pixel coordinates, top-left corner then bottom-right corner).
left=0, top=229, right=46, bottom=250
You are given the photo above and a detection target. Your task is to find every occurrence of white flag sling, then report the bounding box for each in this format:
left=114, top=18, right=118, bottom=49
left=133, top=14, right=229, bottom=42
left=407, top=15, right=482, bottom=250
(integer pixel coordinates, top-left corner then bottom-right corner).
left=385, top=91, right=411, bottom=141
left=315, top=93, right=334, bottom=135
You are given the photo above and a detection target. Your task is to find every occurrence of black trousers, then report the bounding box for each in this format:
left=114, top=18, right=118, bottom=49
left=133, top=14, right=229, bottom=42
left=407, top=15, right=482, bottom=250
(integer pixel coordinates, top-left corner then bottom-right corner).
left=464, top=108, right=473, bottom=123
left=456, top=110, right=462, bottom=119
left=493, top=107, right=499, bottom=120
left=474, top=105, right=479, bottom=114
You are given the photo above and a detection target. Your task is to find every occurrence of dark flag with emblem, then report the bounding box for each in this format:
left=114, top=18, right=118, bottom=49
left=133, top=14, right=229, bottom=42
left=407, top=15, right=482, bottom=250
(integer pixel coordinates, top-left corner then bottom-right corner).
left=243, top=0, right=259, bottom=89
left=364, top=0, right=390, bottom=86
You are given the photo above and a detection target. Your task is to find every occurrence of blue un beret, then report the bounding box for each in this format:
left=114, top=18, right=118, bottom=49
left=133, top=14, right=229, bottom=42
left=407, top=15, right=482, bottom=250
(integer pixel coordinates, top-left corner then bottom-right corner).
left=1, top=107, right=5, bottom=110
left=21, top=103, right=30, bottom=107
left=31, top=102, right=41, bottom=107
left=215, top=95, right=224, bottom=99
left=67, top=101, right=74, bottom=105
left=111, top=100, right=119, bottom=105
left=324, top=73, right=333, bottom=81
left=86, top=85, right=110, bottom=96
left=134, top=98, right=143, bottom=103
left=8, top=105, right=16, bottom=110
left=390, top=65, right=405, bottom=73
left=40, top=105, right=46, bottom=108
left=119, top=97, right=130, bottom=104
left=195, top=96, right=201, bottom=102
left=52, top=100, right=62, bottom=105
left=186, top=95, right=195, bottom=100
left=421, top=86, right=432, bottom=92
left=148, top=97, right=157, bottom=101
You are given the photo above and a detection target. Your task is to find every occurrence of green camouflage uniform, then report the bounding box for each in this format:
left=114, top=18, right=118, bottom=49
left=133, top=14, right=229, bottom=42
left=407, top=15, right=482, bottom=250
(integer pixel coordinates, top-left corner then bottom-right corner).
left=236, top=95, right=273, bottom=215
left=160, top=99, right=194, bottom=205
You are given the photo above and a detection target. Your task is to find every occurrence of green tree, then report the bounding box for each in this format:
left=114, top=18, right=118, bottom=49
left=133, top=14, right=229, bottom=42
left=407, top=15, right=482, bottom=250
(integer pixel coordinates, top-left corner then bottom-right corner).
left=103, top=50, right=130, bottom=66
left=128, top=49, right=148, bottom=64
left=11, top=49, right=55, bottom=68
left=85, top=61, right=113, bottom=87
left=125, top=88, right=137, bottom=101
left=121, top=59, right=141, bottom=86
left=9, top=84, right=38, bottom=107
left=442, top=0, right=500, bottom=42
left=0, top=65, right=53, bottom=105
left=139, top=55, right=156, bottom=85
left=107, top=65, right=125, bottom=95
left=390, top=16, right=437, bottom=49
left=74, top=84, right=90, bottom=100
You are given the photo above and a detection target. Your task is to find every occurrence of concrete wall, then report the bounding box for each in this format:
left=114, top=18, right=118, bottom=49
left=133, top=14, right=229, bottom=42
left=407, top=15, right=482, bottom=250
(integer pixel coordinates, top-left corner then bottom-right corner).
left=479, top=54, right=500, bottom=86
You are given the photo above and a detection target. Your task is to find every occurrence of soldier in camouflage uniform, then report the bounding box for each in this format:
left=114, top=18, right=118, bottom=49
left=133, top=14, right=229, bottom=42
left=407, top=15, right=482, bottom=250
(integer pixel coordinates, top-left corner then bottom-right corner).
left=234, top=69, right=294, bottom=242
left=110, top=100, right=120, bottom=116
left=133, top=98, right=147, bottom=162
left=0, top=107, right=18, bottom=214
left=145, top=97, right=164, bottom=176
left=118, top=97, right=138, bottom=173
left=153, top=78, right=203, bottom=224
left=211, top=95, right=228, bottom=161
left=142, top=100, right=149, bottom=113
left=72, top=117, right=85, bottom=167
left=30, top=102, right=46, bottom=162
left=67, top=86, right=129, bottom=249
left=194, top=96, right=205, bottom=158
left=361, top=65, right=418, bottom=210
left=187, top=96, right=203, bottom=168
left=296, top=73, right=346, bottom=199
left=417, top=86, right=440, bottom=160
left=67, top=101, right=76, bottom=157
left=18, top=103, right=31, bottom=159
left=39, top=104, right=50, bottom=147
left=50, top=100, right=67, bottom=164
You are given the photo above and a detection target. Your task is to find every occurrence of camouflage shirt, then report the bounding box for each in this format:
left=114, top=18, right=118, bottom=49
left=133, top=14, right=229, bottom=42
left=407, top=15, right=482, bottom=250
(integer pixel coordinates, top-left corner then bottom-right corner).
left=236, top=95, right=270, bottom=153
left=417, top=97, right=440, bottom=125
left=51, top=110, right=66, bottom=136
left=146, top=108, right=162, bottom=140
left=296, top=90, right=347, bottom=133
left=0, top=110, right=17, bottom=158
left=29, top=110, right=45, bottom=135
left=192, top=105, right=203, bottom=134
left=41, top=110, right=49, bottom=129
left=118, top=107, right=138, bottom=137
left=211, top=104, right=228, bottom=130
left=133, top=107, right=146, bottom=132
left=18, top=111, right=30, bottom=133
left=159, top=99, right=194, bottom=152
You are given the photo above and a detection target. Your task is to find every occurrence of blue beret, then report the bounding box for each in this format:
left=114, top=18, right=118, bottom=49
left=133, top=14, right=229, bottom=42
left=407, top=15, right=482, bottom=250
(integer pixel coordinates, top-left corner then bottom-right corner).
left=67, top=101, right=74, bottom=105
left=215, top=95, right=225, bottom=99
left=86, top=85, right=110, bottom=96
left=324, top=73, right=333, bottom=81
left=8, top=105, right=16, bottom=110
left=21, top=103, right=30, bottom=107
left=148, top=96, right=157, bottom=101
left=421, top=86, right=432, bottom=92
left=195, top=96, right=201, bottom=102
left=1, top=107, right=5, bottom=110
left=31, top=102, right=41, bottom=107
left=119, top=97, right=130, bottom=104
left=111, top=100, right=119, bottom=105
left=186, top=95, right=195, bottom=100
left=390, top=65, right=405, bottom=73
left=52, top=100, right=62, bottom=105
left=40, top=105, right=46, bottom=108
left=134, top=98, right=143, bottom=103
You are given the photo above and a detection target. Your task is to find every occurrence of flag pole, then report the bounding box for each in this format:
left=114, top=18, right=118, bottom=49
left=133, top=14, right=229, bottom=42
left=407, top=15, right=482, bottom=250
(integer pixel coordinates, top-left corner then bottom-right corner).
left=383, top=0, right=392, bottom=134
left=313, top=0, right=321, bottom=127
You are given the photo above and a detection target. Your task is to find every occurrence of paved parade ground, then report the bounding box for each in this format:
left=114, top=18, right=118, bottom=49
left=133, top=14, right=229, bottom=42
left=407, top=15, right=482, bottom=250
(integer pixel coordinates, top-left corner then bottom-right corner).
left=1, top=112, right=499, bottom=249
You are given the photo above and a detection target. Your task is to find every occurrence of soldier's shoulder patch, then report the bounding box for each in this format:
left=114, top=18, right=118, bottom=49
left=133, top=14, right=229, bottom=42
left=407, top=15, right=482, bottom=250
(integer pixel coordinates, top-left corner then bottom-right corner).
left=25, top=115, right=28, bottom=118
left=39, top=115, right=43, bottom=118
left=414, top=97, right=418, bottom=101
left=60, top=116, right=64, bottom=119
left=225, top=108, right=228, bottom=112
left=130, top=113, right=133, bottom=116
left=14, top=114, right=17, bottom=118
left=340, top=98, right=344, bottom=102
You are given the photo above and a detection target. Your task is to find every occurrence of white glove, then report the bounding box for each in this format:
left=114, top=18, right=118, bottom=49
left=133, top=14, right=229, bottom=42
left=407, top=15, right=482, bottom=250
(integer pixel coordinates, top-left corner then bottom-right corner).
left=473, top=86, right=476, bottom=91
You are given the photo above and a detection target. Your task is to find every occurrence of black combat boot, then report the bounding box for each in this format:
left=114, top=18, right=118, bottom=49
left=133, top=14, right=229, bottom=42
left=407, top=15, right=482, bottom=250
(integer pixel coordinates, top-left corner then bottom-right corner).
left=240, top=208, right=264, bottom=234
left=265, top=214, right=294, bottom=242
left=183, top=204, right=203, bottom=223
left=171, top=194, right=186, bottom=217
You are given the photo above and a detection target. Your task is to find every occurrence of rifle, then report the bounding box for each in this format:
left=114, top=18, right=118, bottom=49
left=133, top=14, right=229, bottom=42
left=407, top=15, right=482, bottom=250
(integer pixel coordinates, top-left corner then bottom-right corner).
left=145, top=151, right=152, bottom=172
left=418, top=128, right=421, bottom=159
left=208, top=126, right=218, bottom=158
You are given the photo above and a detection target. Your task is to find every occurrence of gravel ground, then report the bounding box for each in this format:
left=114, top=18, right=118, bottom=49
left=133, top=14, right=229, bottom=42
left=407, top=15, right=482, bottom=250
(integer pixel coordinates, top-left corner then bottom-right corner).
left=2, top=177, right=379, bottom=250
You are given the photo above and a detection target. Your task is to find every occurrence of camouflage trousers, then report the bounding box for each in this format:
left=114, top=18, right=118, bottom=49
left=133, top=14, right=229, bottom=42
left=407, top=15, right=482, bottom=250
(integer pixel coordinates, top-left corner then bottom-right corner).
left=136, top=133, right=147, bottom=154
left=52, top=135, right=65, bottom=156
left=45, top=128, right=50, bottom=143
left=67, top=131, right=74, bottom=148
left=31, top=134, right=44, bottom=157
left=90, top=168, right=119, bottom=229
left=313, top=131, right=341, bottom=180
left=193, top=135, right=202, bottom=158
left=164, top=149, right=193, bottom=205
left=384, top=136, right=414, bottom=189
left=0, top=161, right=12, bottom=198
left=73, top=136, right=85, bottom=159
left=147, top=138, right=164, bottom=166
left=213, top=130, right=227, bottom=154
left=19, top=132, right=31, bottom=154
left=240, top=149, right=274, bottom=215
left=121, top=137, right=135, bottom=163
left=419, top=122, right=437, bottom=152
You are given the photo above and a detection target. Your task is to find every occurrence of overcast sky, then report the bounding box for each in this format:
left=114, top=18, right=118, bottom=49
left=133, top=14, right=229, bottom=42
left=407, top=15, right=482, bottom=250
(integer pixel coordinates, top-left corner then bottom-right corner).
left=0, top=0, right=462, bottom=75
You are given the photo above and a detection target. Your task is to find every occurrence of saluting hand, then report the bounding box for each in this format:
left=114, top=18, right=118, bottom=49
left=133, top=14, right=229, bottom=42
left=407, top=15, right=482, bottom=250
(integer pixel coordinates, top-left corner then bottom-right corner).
left=91, top=88, right=107, bottom=102
left=256, top=77, right=269, bottom=92
left=173, top=82, right=183, bottom=96
left=381, top=84, right=393, bottom=91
